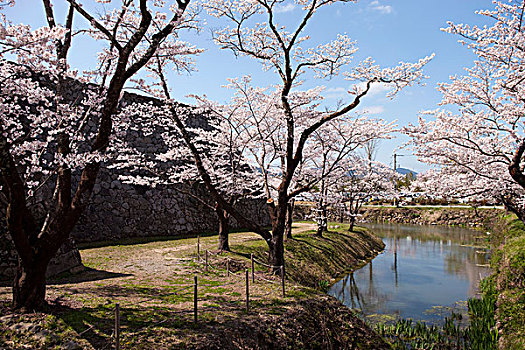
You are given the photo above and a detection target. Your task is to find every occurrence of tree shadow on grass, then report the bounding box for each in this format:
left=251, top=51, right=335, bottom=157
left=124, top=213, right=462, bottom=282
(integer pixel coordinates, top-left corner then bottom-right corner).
left=76, top=232, right=220, bottom=249
left=51, top=283, right=239, bottom=349
left=47, top=283, right=197, bottom=348
left=53, top=295, right=290, bottom=350
left=0, top=267, right=132, bottom=288
left=317, top=233, right=337, bottom=244
left=290, top=237, right=331, bottom=255
left=76, top=226, right=272, bottom=250
left=48, top=267, right=133, bottom=286
left=54, top=303, right=186, bottom=349
left=229, top=251, right=251, bottom=259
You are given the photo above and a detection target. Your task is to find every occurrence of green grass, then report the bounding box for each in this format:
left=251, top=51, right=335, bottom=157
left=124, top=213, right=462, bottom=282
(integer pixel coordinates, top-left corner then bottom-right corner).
left=480, top=215, right=525, bottom=349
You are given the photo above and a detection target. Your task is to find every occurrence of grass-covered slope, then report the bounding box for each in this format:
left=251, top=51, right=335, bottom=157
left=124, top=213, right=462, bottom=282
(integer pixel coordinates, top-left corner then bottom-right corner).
left=489, top=216, right=525, bottom=350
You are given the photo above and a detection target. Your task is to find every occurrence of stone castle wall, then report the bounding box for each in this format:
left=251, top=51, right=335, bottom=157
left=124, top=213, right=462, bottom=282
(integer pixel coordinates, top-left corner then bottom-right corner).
left=71, top=170, right=271, bottom=243
left=1, top=80, right=270, bottom=281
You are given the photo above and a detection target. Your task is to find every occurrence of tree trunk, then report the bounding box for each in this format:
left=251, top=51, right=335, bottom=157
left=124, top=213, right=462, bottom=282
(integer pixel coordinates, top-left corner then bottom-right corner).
left=12, top=259, right=49, bottom=312
left=268, top=202, right=286, bottom=275
left=269, top=226, right=285, bottom=275
left=315, top=205, right=327, bottom=237
left=216, top=205, right=230, bottom=251
left=348, top=215, right=356, bottom=232
left=284, top=199, right=294, bottom=240
left=501, top=196, right=525, bottom=224
left=322, top=207, right=328, bottom=232
left=315, top=223, right=323, bottom=237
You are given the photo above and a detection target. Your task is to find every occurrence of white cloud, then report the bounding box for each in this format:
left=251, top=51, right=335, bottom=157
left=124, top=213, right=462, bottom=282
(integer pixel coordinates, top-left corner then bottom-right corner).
left=369, top=1, right=393, bottom=14
left=325, top=87, right=348, bottom=99
left=356, top=82, right=391, bottom=97
left=361, top=105, right=385, bottom=114
left=274, top=3, right=296, bottom=13
left=324, top=83, right=391, bottom=99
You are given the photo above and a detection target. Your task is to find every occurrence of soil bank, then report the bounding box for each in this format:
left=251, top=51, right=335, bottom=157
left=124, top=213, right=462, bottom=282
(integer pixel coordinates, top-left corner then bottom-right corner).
left=0, top=222, right=388, bottom=350
left=358, top=206, right=502, bottom=227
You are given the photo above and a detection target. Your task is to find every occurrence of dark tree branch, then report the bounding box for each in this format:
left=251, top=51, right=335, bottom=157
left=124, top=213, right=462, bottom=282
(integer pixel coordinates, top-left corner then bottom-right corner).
left=0, top=128, right=36, bottom=265
left=65, top=0, right=123, bottom=53
left=509, top=139, right=525, bottom=188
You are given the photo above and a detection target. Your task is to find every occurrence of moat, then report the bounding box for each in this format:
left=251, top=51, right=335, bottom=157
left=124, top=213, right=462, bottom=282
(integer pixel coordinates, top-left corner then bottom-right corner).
left=329, top=223, right=492, bottom=324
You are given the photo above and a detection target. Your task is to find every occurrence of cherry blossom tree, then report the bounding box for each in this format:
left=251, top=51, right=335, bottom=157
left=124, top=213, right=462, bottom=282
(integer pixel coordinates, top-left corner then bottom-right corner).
left=0, top=0, right=196, bottom=311
left=341, top=159, right=395, bottom=231
left=113, top=98, right=262, bottom=252
left=405, top=0, right=525, bottom=222
left=307, top=155, right=395, bottom=233
left=303, top=117, right=394, bottom=237
left=410, top=169, right=501, bottom=209
left=166, top=0, right=433, bottom=272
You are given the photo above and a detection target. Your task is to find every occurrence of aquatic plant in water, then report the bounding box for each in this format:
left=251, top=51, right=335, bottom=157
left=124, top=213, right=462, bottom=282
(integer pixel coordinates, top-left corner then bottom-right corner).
left=375, top=293, right=498, bottom=350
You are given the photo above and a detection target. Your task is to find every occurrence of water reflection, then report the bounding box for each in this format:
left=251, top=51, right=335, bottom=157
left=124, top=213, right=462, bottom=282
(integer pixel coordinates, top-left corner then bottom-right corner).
left=328, top=223, right=491, bottom=324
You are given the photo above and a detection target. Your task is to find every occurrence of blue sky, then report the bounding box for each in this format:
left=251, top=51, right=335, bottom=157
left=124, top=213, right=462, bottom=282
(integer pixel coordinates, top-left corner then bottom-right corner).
left=5, top=0, right=495, bottom=172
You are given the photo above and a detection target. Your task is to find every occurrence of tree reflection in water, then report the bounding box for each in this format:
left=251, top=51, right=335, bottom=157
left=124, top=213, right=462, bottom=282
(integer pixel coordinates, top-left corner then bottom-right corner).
left=328, top=223, right=492, bottom=324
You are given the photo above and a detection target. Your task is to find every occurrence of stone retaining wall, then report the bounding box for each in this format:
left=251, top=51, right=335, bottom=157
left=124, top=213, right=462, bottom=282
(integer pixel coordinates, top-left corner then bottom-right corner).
left=71, top=172, right=271, bottom=243
left=1, top=79, right=270, bottom=281
left=358, top=207, right=502, bottom=227
left=292, top=203, right=504, bottom=228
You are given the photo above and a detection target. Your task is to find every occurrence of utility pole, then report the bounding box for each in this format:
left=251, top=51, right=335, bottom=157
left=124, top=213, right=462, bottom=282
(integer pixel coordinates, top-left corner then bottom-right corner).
left=393, top=153, right=398, bottom=207
left=392, top=153, right=412, bottom=207
left=393, top=153, right=397, bottom=173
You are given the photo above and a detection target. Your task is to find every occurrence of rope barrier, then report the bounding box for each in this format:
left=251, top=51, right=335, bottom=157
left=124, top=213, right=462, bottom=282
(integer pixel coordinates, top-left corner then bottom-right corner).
left=252, top=257, right=273, bottom=268
left=114, top=284, right=194, bottom=308
left=170, top=285, right=194, bottom=294
left=200, top=282, right=231, bottom=288
left=252, top=257, right=283, bottom=269
left=256, top=275, right=281, bottom=285
left=120, top=308, right=196, bottom=337
left=206, top=250, right=223, bottom=256
left=205, top=261, right=221, bottom=271
left=228, top=270, right=246, bottom=279
left=102, top=249, right=291, bottom=341
left=78, top=325, right=95, bottom=336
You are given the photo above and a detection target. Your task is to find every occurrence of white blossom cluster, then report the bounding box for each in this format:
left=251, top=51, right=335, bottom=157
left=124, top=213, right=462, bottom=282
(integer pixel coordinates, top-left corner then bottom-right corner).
left=406, top=0, right=525, bottom=211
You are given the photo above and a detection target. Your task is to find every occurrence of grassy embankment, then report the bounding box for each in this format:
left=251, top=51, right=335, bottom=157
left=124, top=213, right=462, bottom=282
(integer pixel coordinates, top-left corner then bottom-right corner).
left=0, top=223, right=387, bottom=349
left=487, top=215, right=525, bottom=350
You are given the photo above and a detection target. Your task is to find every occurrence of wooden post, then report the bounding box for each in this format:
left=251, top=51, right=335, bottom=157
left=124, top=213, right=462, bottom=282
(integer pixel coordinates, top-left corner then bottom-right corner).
left=281, top=266, right=286, bottom=298
left=227, top=258, right=230, bottom=278
left=205, top=250, right=208, bottom=272
left=194, top=275, right=198, bottom=323
left=251, top=253, right=254, bottom=283
left=245, top=269, right=249, bottom=312
left=197, top=236, right=200, bottom=261
left=115, top=303, right=120, bottom=350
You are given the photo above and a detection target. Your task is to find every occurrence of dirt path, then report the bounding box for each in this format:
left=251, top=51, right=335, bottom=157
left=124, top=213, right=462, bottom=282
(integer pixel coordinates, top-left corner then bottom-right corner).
left=289, top=222, right=316, bottom=234
left=72, top=223, right=317, bottom=279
